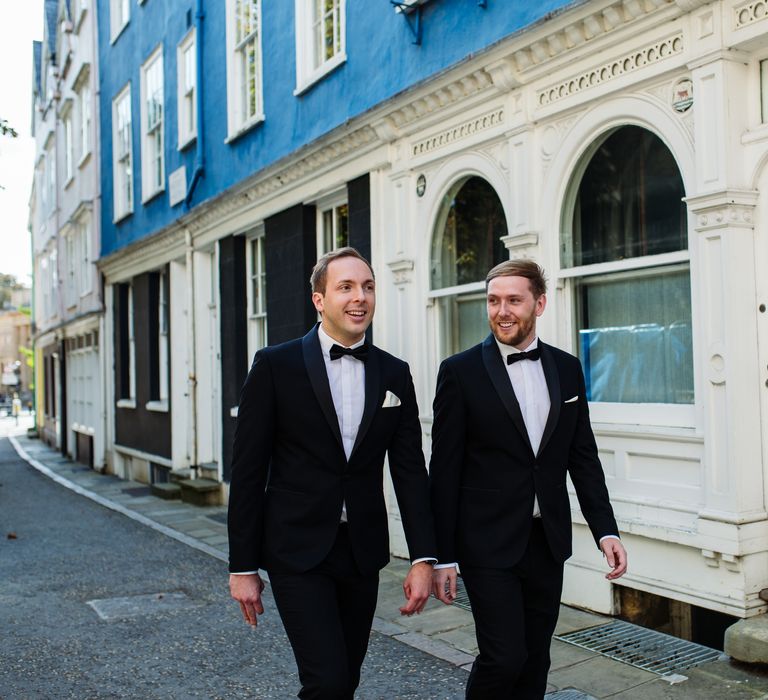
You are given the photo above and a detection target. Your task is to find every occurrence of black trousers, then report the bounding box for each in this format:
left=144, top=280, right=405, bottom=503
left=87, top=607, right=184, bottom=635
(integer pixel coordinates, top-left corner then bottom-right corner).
left=461, top=519, right=565, bottom=700
left=267, top=524, right=379, bottom=700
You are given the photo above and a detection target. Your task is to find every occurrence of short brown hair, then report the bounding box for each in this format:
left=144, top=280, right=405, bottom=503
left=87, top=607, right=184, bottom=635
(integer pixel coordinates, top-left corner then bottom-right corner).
left=310, top=247, right=375, bottom=294
left=485, top=259, right=547, bottom=298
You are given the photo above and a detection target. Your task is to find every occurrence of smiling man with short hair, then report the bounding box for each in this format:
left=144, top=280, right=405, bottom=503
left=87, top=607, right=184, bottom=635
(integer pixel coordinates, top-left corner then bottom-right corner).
left=430, top=259, right=626, bottom=700
left=228, top=247, right=436, bottom=700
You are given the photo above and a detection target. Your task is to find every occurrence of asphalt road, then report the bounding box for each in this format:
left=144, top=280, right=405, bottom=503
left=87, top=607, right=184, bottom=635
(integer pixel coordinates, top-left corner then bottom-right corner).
left=0, top=438, right=467, bottom=699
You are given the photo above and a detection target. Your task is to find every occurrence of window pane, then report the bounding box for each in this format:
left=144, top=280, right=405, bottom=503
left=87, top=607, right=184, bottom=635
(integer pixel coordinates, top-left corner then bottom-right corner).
left=431, top=176, right=508, bottom=289
left=335, top=203, right=348, bottom=249
left=576, top=265, right=693, bottom=404
left=437, top=293, right=487, bottom=358
left=565, top=126, right=687, bottom=267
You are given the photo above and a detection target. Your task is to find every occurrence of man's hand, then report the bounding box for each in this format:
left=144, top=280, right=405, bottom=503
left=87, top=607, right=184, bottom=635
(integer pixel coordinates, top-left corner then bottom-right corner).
left=600, top=538, right=627, bottom=580
left=400, top=562, right=433, bottom=616
left=432, top=566, right=458, bottom=605
left=229, top=573, right=266, bottom=627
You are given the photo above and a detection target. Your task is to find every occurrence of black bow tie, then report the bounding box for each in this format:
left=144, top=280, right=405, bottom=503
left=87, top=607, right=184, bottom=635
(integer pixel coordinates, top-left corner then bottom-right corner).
left=329, top=343, right=369, bottom=362
left=506, top=348, right=541, bottom=365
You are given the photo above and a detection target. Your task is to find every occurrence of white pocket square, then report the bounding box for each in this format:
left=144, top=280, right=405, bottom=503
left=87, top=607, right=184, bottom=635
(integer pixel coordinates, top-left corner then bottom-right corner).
left=382, top=390, right=401, bottom=408
left=564, top=395, right=579, bottom=404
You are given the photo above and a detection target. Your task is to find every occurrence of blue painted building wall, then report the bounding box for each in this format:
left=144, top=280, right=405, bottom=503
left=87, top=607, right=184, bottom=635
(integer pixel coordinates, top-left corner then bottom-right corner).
left=98, top=0, right=579, bottom=257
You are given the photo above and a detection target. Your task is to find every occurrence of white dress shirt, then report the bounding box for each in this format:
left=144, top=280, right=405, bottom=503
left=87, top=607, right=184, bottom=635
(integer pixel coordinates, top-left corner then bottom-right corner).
left=496, top=337, right=548, bottom=518
left=318, top=324, right=366, bottom=523
left=318, top=325, right=366, bottom=464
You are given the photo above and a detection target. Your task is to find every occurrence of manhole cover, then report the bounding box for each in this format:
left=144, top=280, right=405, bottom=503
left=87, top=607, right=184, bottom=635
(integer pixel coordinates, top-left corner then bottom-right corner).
left=545, top=691, right=597, bottom=700
left=87, top=592, right=198, bottom=621
left=555, top=620, right=720, bottom=675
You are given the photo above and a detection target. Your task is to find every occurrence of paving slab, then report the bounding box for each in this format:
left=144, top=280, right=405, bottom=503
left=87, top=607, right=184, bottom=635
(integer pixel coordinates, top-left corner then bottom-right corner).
left=555, top=605, right=613, bottom=635
left=433, top=626, right=480, bottom=656
left=547, top=654, right=657, bottom=698
left=549, top=639, right=598, bottom=671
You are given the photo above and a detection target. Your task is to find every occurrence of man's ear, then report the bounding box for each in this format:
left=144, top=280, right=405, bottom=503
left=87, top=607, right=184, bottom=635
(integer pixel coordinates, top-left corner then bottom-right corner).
left=535, top=293, right=547, bottom=317
left=311, top=291, right=324, bottom=314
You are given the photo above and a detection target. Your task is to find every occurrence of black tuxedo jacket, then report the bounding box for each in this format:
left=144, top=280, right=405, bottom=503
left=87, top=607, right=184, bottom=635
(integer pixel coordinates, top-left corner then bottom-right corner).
left=228, top=324, right=436, bottom=576
left=429, top=335, right=618, bottom=568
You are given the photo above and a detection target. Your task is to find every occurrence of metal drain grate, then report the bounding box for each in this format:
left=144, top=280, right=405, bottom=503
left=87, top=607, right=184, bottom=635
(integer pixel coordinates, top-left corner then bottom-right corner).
left=545, top=691, right=597, bottom=700
left=450, top=576, right=472, bottom=612
left=555, top=620, right=721, bottom=675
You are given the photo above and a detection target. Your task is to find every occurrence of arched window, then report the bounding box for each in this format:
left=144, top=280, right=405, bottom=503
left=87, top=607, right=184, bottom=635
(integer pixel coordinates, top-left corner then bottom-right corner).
left=562, top=126, right=693, bottom=406
left=430, top=176, right=507, bottom=357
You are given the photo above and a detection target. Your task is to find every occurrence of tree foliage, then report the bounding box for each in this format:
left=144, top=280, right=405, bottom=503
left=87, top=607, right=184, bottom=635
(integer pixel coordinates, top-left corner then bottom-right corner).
left=0, top=118, right=18, bottom=138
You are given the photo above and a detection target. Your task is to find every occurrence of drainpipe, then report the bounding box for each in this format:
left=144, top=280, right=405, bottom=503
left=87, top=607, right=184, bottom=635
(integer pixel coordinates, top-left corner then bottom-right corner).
left=185, top=0, right=205, bottom=208
left=185, top=229, right=199, bottom=478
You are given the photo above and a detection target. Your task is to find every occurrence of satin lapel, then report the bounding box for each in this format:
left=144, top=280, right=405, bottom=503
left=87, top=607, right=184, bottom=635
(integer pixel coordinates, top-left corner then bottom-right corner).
left=481, top=335, right=533, bottom=453
left=350, top=345, right=380, bottom=458
left=302, top=325, right=344, bottom=450
left=537, top=341, right=561, bottom=457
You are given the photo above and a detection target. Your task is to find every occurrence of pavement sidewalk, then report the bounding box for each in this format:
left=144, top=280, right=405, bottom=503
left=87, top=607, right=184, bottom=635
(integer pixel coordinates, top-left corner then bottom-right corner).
left=10, top=432, right=768, bottom=700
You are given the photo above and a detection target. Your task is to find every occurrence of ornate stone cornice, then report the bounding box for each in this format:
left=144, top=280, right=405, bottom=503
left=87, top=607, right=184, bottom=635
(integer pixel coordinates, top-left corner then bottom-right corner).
left=734, top=0, right=768, bottom=30
left=385, top=70, right=495, bottom=133
left=499, top=0, right=673, bottom=79
left=411, top=108, right=505, bottom=158
left=538, top=33, right=683, bottom=108
left=98, top=224, right=186, bottom=280
left=185, top=125, right=380, bottom=236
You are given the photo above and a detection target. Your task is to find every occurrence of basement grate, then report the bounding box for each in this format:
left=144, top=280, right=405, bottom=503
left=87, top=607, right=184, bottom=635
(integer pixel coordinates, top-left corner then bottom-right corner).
left=450, top=576, right=472, bottom=612
left=555, top=620, right=721, bottom=676
left=545, top=691, right=597, bottom=700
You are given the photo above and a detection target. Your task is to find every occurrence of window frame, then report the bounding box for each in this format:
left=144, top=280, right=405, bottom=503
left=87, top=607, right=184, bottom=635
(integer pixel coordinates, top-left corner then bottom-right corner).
left=74, top=0, right=88, bottom=33
left=225, top=0, right=265, bottom=141
left=245, top=226, right=268, bottom=363
left=558, top=126, right=694, bottom=427
left=140, top=46, right=165, bottom=202
left=78, top=80, right=91, bottom=165
left=315, top=190, right=349, bottom=256
left=63, top=226, right=78, bottom=309
left=110, top=0, right=130, bottom=43
left=77, top=210, right=93, bottom=297
left=177, top=28, right=197, bottom=150
left=147, top=269, right=170, bottom=411
left=61, top=101, right=74, bottom=185
left=294, top=0, right=347, bottom=96
left=116, top=282, right=137, bottom=408
left=112, top=83, right=134, bottom=222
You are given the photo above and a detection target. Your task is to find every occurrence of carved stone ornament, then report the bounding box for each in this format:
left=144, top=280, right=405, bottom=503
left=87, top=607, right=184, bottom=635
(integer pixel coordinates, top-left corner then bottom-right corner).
left=537, top=34, right=684, bottom=108
left=734, top=1, right=768, bottom=29
left=387, top=258, right=415, bottom=285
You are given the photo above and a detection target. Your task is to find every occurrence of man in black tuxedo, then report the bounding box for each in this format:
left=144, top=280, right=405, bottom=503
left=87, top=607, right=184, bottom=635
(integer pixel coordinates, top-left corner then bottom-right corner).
left=430, top=259, right=627, bottom=699
left=228, top=247, right=436, bottom=700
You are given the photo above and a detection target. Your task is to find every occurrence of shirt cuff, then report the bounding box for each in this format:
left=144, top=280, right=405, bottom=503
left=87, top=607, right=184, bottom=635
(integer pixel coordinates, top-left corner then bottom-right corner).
left=599, top=535, right=620, bottom=544
left=411, top=557, right=437, bottom=566
left=434, top=562, right=457, bottom=570
left=230, top=570, right=259, bottom=575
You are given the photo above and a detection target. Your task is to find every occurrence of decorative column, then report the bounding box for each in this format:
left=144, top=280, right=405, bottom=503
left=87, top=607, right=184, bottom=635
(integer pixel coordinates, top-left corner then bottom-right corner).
left=687, top=191, right=765, bottom=528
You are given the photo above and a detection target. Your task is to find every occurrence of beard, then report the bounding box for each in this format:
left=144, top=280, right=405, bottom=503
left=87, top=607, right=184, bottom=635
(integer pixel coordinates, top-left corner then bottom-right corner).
left=491, top=313, right=536, bottom=347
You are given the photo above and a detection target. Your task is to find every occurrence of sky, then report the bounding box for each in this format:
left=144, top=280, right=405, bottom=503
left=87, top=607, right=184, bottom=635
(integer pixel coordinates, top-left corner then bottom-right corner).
left=0, top=1, right=43, bottom=287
